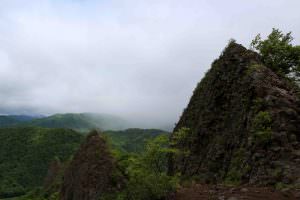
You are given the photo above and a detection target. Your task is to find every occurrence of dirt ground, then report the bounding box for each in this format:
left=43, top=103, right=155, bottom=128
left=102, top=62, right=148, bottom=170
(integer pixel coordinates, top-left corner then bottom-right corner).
left=168, top=184, right=300, bottom=200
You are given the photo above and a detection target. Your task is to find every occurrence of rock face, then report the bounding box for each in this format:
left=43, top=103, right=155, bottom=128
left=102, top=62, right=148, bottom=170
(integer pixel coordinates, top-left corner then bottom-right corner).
left=169, top=42, right=300, bottom=186
left=60, top=130, right=118, bottom=200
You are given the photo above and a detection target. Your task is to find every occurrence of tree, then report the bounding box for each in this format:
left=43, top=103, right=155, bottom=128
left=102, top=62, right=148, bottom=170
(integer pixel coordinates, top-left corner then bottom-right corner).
left=113, top=135, right=179, bottom=200
left=142, top=135, right=174, bottom=174
left=251, top=28, right=300, bottom=80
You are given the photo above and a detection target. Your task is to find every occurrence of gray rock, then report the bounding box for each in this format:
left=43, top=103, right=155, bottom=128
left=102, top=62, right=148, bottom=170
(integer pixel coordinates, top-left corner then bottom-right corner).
left=227, top=197, right=238, bottom=200
left=292, top=150, right=300, bottom=157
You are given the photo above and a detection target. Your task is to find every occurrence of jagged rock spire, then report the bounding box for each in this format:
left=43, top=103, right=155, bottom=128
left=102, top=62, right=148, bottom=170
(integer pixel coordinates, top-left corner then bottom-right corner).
left=169, top=42, right=300, bottom=186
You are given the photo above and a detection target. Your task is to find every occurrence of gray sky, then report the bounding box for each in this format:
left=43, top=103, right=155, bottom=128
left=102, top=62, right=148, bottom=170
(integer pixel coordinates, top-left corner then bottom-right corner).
left=0, top=0, right=299, bottom=128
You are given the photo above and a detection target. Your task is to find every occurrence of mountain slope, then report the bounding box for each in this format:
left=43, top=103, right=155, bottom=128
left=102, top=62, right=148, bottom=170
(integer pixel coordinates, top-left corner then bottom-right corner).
left=0, top=127, right=83, bottom=198
left=169, top=42, right=300, bottom=187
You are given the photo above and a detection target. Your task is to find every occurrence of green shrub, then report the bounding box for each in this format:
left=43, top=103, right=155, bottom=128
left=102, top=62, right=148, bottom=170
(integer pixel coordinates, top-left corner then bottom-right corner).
left=251, top=111, right=272, bottom=145
left=225, top=148, right=250, bottom=186
left=246, top=64, right=263, bottom=75
left=118, top=168, right=178, bottom=200
left=171, top=127, right=194, bottom=157
left=114, top=135, right=179, bottom=200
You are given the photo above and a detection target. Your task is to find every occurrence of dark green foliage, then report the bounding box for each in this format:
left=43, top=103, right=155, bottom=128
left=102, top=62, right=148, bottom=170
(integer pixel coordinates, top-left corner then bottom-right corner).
left=0, top=127, right=83, bottom=198
left=104, top=128, right=169, bottom=153
left=251, top=28, right=300, bottom=80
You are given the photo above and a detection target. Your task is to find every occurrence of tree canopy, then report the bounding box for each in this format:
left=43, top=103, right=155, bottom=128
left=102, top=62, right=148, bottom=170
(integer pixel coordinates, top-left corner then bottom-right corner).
left=251, top=28, right=300, bottom=81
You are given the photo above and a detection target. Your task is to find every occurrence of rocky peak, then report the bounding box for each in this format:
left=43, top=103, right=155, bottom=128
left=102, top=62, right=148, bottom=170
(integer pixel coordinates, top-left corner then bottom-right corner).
left=169, top=42, right=300, bottom=187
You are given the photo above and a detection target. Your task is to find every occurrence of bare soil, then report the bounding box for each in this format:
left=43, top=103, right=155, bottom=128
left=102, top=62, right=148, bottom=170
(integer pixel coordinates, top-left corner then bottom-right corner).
left=168, top=184, right=300, bottom=200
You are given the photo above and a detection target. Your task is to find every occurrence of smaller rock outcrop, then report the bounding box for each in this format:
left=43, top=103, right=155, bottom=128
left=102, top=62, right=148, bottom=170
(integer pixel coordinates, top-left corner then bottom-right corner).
left=60, top=130, right=119, bottom=200
left=43, top=158, right=62, bottom=195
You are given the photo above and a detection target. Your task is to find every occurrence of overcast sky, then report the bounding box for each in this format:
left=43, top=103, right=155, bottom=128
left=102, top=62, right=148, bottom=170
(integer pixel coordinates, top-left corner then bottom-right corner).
left=0, top=0, right=299, bottom=128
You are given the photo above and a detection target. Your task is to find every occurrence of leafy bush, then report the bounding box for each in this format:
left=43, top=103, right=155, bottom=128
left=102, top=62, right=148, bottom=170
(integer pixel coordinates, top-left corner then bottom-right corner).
left=169, top=127, right=196, bottom=175
left=251, top=111, right=272, bottom=145
left=171, top=127, right=193, bottom=155
left=251, top=28, right=300, bottom=80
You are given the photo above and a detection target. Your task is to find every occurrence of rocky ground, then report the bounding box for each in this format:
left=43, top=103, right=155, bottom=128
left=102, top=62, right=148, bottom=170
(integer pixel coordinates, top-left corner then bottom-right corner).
left=169, top=184, right=300, bottom=200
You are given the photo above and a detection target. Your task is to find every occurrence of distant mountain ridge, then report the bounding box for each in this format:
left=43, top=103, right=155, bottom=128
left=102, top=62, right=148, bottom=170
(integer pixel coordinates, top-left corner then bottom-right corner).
left=0, top=115, right=40, bottom=127
left=0, top=113, right=131, bottom=132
